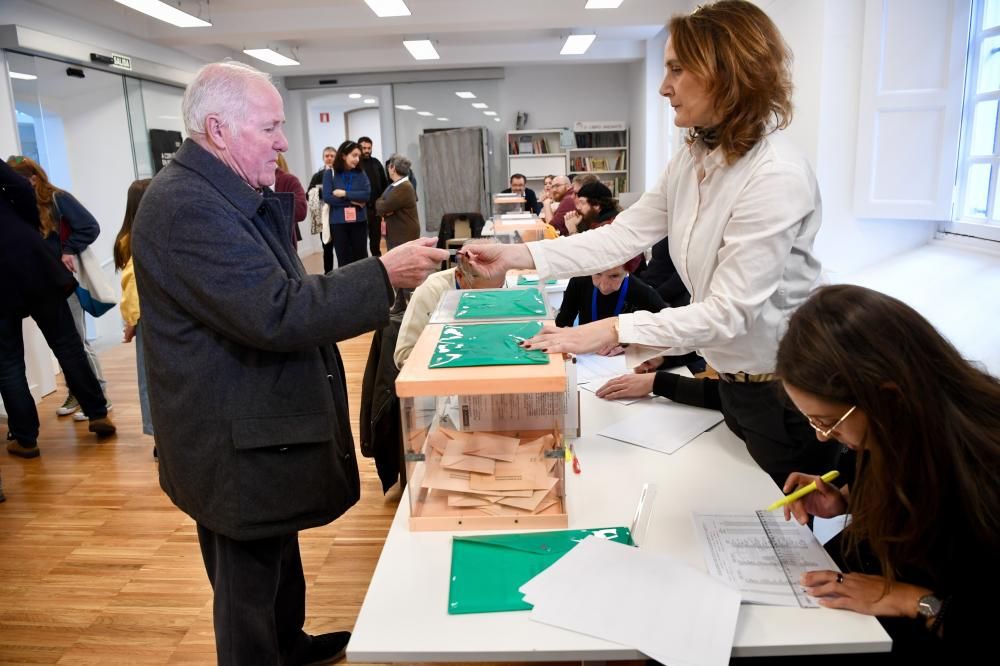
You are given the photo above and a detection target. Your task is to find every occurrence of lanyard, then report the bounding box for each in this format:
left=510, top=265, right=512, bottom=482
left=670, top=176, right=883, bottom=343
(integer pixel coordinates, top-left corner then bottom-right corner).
left=592, top=275, right=629, bottom=321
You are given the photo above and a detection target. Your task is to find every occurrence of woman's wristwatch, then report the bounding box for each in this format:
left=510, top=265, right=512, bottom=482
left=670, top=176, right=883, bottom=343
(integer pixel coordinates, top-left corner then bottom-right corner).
left=917, top=594, right=948, bottom=633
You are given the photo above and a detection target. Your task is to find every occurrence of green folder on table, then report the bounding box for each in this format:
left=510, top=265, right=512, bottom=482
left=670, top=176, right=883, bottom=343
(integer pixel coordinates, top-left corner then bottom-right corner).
left=428, top=321, right=548, bottom=368
left=516, top=275, right=557, bottom=286
left=447, top=527, right=633, bottom=614
left=454, top=288, right=547, bottom=319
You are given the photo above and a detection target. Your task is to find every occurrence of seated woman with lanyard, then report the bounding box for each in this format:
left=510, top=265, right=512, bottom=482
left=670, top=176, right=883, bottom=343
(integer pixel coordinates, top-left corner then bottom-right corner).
left=777, top=284, right=999, bottom=661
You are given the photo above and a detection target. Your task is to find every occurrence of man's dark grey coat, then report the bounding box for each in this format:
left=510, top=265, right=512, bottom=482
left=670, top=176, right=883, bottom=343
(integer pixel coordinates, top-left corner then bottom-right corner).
left=133, top=139, right=392, bottom=540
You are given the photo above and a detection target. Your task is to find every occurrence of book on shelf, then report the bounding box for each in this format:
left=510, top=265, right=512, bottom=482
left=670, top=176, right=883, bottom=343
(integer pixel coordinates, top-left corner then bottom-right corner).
left=518, top=135, right=534, bottom=155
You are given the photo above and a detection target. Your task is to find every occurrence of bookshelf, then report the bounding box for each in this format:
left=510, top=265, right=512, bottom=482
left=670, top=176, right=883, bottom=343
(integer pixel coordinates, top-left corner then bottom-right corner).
left=567, top=122, right=629, bottom=196
left=506, top=129, right=569, bottom=195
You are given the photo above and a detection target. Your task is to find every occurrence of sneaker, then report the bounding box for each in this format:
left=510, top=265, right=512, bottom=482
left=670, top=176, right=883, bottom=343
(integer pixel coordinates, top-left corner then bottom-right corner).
left=74, top=402, right=113, bottom=422
left=56, top=393, right=79, bottom=416
left=292, top=631, right=351, bottom=665
left=6, top=433, right=40, bottom=458
left=88, top=416, right=117, bottom=438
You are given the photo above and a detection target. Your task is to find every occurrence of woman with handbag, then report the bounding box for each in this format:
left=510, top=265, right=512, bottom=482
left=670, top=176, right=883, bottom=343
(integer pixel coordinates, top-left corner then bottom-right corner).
left=8, top=156, right=112, bottom=420
left=322, top=140, right=371, bottom=268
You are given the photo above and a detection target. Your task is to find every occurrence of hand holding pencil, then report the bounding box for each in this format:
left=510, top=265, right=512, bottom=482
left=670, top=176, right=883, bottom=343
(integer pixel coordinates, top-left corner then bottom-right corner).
left=775, top=470, right=849, bottom=525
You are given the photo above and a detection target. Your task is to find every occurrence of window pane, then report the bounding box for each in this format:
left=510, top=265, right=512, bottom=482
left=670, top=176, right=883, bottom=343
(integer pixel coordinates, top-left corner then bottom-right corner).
left=970, top=99, right=999, bottom=154
left=985, top=0, right=1000, bottom=30
left=964, top=163, right=992, bottom=218
left=978, top=35, right=1000, bottom=93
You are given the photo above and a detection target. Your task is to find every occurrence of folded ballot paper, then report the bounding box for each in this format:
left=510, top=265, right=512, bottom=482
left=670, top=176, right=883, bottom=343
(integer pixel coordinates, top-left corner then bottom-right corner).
left=520, top=536, right=742, bottom=666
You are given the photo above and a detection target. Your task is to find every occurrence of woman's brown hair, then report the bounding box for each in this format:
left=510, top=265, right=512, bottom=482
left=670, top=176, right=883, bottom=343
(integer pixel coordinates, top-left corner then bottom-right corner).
left=777, top=285, right=1000, bottom=588
left=668, top=0, right=793, bottom=163
left=7, top=155, right=61, bottom=237
left=113, top=178, right=152, bottom=271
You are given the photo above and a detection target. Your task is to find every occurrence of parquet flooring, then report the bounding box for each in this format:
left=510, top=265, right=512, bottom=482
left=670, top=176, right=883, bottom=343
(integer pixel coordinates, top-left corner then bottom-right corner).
left=0, top=252, right=575, bottom=666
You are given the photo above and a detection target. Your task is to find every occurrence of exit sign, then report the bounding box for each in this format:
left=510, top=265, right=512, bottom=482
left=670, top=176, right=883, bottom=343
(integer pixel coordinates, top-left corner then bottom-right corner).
left=111, top=53, right=132, bottom=70
left=319, top=112, right=330, bottom=123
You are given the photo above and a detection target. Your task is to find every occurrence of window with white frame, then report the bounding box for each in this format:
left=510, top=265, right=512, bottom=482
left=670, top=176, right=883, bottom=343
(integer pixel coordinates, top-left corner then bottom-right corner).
left=957, top=0, right=1000, bottom=224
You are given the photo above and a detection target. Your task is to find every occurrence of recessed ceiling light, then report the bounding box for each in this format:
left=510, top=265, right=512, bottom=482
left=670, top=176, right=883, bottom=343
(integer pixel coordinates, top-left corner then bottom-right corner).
left=242, top=48, right=300, bottom=66
left=363, top=98, right=377, bottom=104
left=585, top=0, right=624, bottom=8
left=560, top=34, right=596, bottom=55
left=395, top=104, right=416, bottom=110
left=455, top=91, right=476, bottom=99
left=364, top=0, right=411, bottom=17
left=483, top=111, right=497, bottom=116
left=113, top=0, right=211, bottom=27
left=494, top=118, right=501, bottom=122
left=8, top=72, right=37, bottom=80
left=403, top=39, right=439, bottom=60
left=417, top=111, right=434, bottom=116
left=471, top=102, right=488, bottom=109
left=437, top=117, right=449, bottom=121
left=349, top=93, right=362, bottom=99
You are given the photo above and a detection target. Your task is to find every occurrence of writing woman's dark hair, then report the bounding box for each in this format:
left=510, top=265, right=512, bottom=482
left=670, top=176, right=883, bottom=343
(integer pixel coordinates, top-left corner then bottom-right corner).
left=113, top=178, right=152, bottom=270
left=776, top=285, right=1000, bottom=588
left=333, top=140, right=361, bottom=173
left=668, top=0, right=793, bottom=163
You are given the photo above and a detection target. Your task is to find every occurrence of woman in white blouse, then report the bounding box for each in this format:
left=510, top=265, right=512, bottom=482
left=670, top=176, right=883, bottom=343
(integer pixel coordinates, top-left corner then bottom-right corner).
left=463, top=0, right=840, bottom=486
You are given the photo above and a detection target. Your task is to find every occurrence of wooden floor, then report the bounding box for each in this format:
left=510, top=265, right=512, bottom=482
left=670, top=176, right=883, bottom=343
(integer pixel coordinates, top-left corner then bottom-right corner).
left=0, top=252, right=572, bottom=666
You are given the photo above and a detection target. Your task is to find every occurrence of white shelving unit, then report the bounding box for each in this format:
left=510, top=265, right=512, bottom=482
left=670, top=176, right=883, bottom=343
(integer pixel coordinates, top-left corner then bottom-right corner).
left=506, top=128, right=568, bottom=196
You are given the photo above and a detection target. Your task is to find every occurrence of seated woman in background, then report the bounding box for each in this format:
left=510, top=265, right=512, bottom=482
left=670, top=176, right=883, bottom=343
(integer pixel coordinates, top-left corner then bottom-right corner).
left=777, top=284, right=999, bottom=660
left=393, top=241, right=506, bottom=369
left=555, top=250, right=663, bottom=356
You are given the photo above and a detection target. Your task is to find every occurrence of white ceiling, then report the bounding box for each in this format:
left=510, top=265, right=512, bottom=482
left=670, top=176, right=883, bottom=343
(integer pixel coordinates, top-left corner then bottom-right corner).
left=31, top=0, right=689, bottom=75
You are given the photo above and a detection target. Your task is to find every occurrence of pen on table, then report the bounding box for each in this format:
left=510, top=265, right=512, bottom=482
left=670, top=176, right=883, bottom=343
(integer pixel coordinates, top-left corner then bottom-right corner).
left=569, top=444, right=581, bottom=474
left=765, top=470, right=839, bottom=511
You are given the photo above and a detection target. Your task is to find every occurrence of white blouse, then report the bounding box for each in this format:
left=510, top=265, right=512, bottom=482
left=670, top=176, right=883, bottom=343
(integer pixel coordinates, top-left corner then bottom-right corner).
left=528, top=131, right=822, bottom=374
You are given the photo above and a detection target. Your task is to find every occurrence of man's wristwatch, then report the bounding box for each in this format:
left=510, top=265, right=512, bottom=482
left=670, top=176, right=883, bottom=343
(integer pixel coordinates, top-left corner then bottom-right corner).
left=917, top=594, right=943, bottom=621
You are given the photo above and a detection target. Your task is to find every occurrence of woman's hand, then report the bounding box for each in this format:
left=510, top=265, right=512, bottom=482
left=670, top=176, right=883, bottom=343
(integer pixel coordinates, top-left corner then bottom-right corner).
left=332, top=188, right=347, bottom=198
left=61, top=253, right=76, bottom=273
left=123, top=323, right=136, bottom=343
left=596, top=373, right=655, bottom=400
left=521, top=318, right=618, bottom=355
left=597, top=343, right=625, bottom=356
left=459, top=243, right=534, bottom=281
left=801, top=571, right=929, bottom=618
left=781, top=473, right=848, bottom=524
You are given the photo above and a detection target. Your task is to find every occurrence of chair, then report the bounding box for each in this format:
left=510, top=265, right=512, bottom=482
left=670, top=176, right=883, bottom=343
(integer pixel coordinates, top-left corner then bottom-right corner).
left=437, top=212, right=486, bottom=269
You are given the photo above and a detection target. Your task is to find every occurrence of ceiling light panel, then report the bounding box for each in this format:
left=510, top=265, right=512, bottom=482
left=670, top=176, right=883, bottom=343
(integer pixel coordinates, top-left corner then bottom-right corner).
left=483, top=111, right=497, bottom=116
left=243, top=49, right=300, bottom=66
left=395, top=104, right=416, bottom=110
left=403, top=40, right=440, bottom=60
left=561, top=34, right=596, bottom=55
left=471, top=102, right=488, bottom=109
left=363, top=98, right=377, bottom=104
left=417, top=111, right=434, bottom=116
left=585, top=0, right=625, bottom=8
left=365, top=0, right=411, bottom=18
left=113, top=0, right=211, bottom=27
left=349, top=93, right=362, bottom=99
left=9, top=72, right=37, bottom=80
left=437, top=117, right=449, bottom=121
left=455, top=91, right=476, bottom=99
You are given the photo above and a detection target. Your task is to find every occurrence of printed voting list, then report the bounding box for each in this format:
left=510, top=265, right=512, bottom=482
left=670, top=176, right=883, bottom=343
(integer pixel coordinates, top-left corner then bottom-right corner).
left=693, top=511, right=842, bottom=607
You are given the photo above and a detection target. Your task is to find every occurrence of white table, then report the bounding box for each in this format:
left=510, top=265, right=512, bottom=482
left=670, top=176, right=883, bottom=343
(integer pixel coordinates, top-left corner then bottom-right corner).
left=348, top=392, right=891, bottom=662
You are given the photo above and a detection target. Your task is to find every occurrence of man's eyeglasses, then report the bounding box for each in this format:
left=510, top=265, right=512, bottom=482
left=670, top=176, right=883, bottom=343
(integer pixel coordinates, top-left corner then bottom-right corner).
left=805, top=405, right=856, bottom=438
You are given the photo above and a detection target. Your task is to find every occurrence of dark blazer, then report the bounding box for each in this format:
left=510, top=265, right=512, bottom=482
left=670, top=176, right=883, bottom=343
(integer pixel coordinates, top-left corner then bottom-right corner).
left=132, top=139, right=393, bottom=540
left=375, top=179, right=419, bottom=249
left=501, top=186, right=540, bottom=215
left=0, top=161, right=76, bottom=317
left=359, top=156, right=389, bottom=206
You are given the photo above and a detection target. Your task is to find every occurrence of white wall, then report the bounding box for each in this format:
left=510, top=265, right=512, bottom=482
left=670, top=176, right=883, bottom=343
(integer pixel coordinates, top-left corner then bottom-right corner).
left=765, top=0, right=937, bottom=279
left=346, top=108, right=383, bottom=160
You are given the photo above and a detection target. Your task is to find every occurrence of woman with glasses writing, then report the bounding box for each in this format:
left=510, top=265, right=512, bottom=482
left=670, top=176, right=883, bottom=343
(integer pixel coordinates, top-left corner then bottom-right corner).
left=777, top=284, right=999, bottom=660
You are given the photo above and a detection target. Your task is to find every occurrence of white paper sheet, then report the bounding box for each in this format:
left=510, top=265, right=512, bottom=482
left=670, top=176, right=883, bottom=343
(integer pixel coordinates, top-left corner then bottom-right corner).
left=520, top=536, right=741, bottom=666
left=575, top=353, right=628, bottom=385
left=577, top=379, right=648, bottom=406
left=597, top=398, right=723, bottom=454
left=693, top=512, right=841, bottom=607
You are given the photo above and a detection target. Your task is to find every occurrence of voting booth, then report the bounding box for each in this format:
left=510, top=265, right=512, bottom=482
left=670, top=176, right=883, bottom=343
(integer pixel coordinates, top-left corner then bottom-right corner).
left=395, top=287, right=572, bottom=531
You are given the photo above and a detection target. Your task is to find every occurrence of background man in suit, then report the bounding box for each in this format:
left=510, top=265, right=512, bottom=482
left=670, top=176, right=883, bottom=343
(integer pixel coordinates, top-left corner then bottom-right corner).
left=357, top=136, right=389, bottom=257
left=501, top=173, right=540, bottom=215
left=132, top=60, right=446, bottom=666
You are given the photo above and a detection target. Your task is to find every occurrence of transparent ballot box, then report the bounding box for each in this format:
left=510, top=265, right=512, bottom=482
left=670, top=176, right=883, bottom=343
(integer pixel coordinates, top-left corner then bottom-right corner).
left=429, top=286, right=554, bottom=325
left=492, top=193, right=525, bottom=217
left=490, top=216, right=547, bottom=243
left=395, top=322, right=569, bottom=531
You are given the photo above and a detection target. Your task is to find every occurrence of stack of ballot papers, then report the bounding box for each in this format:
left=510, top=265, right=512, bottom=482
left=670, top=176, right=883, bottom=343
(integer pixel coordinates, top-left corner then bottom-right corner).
left=598, top=398, right=724, bottom=454
left=574, top=354, right=648, bottom=406
left=419, top=427, right=562, bottom=516
left=520, top=536, right=741, bottom=666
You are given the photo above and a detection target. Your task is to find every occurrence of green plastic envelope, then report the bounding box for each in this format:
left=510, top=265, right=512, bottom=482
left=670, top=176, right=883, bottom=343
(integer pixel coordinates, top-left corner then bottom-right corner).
left=516, top=275, right=557, bottom=286
left=454, top=288, right=547, bottom=319
left=447, top=526, right=633, bottom=614
left=428, top=321, right=548, bottom=368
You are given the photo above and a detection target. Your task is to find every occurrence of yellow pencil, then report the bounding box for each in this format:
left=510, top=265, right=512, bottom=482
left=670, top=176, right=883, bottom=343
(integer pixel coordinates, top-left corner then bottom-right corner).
left=766, top=470, right=840, bottom=511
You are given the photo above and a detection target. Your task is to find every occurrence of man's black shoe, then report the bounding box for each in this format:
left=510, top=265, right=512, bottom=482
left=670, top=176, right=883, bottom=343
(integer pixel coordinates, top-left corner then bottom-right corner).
left=294, top=631, right=350, bottom=665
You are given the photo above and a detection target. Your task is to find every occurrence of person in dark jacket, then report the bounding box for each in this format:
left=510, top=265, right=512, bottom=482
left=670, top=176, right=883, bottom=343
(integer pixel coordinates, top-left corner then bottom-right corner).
left=323, top=140, right=371, bottom=269
left=501, top=173, right=540, bottom=215
left=8, top=156, right=111, bottom=419
left=306, top=145, right=335, bottom=193
left=131, top=61, right=446, bottom=666
left=357, top=136, right=389, bottom=257
left=555, top=258, right=664, bottom=332
left=0, top=160, right=114, bottom=461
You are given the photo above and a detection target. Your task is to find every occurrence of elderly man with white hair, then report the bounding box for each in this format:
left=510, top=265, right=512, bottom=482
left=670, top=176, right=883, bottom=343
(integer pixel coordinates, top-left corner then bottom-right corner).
left=132, top=61, right=446, bottom=665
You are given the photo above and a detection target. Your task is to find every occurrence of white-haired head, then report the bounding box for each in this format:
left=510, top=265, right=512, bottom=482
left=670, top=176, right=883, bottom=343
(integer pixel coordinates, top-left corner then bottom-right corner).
left=182, top=60, right=273, bottom=137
